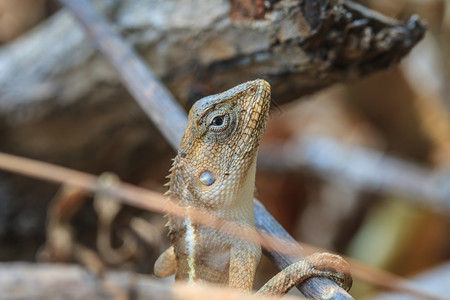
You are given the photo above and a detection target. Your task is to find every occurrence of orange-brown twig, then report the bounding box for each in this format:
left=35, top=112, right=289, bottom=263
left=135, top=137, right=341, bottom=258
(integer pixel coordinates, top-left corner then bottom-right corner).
left=0, top=151, right=445, bottom=300
left=0, top=151, right=304, bottom=259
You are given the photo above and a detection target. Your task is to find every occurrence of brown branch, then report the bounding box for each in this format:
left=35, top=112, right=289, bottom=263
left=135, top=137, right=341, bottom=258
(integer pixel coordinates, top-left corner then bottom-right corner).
left=0, top=151, right=443, bottom=300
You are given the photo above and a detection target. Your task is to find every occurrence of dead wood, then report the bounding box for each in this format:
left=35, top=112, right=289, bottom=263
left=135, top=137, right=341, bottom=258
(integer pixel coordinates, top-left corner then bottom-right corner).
left=2, top=261, right=446, bottom=300
left=0, top=0, right=425, bottom=122
left=0, top=262, right=307, bottom=300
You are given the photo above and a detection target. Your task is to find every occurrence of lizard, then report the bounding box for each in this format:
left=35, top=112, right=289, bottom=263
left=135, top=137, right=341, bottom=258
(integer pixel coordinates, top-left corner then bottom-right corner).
left=154, top=79, right=352, bottom=296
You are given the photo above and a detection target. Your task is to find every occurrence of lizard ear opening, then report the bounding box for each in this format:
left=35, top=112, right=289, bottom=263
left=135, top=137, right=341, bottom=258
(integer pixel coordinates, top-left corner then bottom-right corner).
left=199, top=171, right=216, bottom=186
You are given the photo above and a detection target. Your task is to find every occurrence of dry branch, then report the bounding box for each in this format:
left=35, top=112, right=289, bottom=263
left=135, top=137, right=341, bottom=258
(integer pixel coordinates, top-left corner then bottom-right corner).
left=299, top=244, right=446, bottom=300
left=1, top=261, right=445, bottom=300
left=0, top=263, right=305, bottom=300
left=0, top=0, right=425, bottom=122
left=57, top=0, right=187, bottom=149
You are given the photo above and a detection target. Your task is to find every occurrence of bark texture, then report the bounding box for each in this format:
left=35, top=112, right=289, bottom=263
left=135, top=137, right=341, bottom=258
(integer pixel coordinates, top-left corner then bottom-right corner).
left=0, top=0, right=425, bottom=120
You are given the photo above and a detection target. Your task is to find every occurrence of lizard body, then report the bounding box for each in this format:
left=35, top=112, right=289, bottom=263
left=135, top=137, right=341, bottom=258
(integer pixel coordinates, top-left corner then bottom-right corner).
left=154, top=79, right=352, bottom=295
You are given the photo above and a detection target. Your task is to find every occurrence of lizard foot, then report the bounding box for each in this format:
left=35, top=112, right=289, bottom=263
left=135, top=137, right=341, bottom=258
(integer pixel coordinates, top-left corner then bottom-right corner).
left=154, top=246, right=177, bottom=278
left=256, top=252, right=352, bottom=296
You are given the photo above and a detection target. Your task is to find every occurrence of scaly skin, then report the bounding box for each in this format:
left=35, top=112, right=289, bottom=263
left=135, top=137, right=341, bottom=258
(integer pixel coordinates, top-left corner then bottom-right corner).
left=154, top=79, right=352, bottom=295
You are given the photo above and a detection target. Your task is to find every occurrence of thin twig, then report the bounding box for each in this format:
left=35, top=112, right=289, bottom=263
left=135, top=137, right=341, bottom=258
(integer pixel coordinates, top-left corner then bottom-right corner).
left=0, top=152, right=444, bottom=300
left=0, top=151, right=310, bottom=261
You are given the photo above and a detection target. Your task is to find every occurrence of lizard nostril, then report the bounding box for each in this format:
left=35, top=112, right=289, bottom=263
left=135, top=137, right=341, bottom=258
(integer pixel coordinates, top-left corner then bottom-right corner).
left=199, top=171, right=216, bottom=186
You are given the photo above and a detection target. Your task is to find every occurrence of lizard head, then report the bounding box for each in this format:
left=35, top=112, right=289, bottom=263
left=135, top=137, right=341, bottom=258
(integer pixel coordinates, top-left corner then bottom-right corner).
left=188, top=79, right=270, bottom=149
left=173, top=79, right=271, bottom=211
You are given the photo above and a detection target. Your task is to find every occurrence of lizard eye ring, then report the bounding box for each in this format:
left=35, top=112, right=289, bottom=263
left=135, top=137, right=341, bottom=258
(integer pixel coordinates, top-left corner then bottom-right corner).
left=211, top=116, right=223, bottom=126
left=209, top=114, right=229, bottom=132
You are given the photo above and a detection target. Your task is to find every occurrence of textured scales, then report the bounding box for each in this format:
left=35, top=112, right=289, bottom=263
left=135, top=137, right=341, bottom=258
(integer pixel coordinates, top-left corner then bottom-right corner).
left=154, top=79, right=352, bottom=295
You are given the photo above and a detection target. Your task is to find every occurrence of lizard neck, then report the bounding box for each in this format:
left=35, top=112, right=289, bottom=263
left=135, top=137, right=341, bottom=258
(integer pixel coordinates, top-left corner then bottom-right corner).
left=169, top=152, right=258, bottom=227
left=215, top=155, right=257, bottom=226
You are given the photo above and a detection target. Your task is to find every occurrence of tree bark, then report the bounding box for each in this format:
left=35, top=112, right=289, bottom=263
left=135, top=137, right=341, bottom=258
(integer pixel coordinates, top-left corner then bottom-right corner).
left=0, top=0, right=425, bottom=121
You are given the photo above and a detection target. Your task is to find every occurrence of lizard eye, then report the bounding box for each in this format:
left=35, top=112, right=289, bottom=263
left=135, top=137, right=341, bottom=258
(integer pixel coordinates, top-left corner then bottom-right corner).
left=200, top=109, right=237, bottom=143
left=209, top=114, right=229, bottom=131
left=211, top=116, right=223, bottom=126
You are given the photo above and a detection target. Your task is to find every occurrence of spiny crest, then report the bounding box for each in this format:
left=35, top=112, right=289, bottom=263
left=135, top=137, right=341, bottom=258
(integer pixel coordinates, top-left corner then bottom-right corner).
left=163, top=155, right=179, bottom=189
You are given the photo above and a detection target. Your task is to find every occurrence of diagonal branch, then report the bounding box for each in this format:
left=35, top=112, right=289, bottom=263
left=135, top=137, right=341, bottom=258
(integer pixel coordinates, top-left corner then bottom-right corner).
left=57, top=0, right=187, bottom=149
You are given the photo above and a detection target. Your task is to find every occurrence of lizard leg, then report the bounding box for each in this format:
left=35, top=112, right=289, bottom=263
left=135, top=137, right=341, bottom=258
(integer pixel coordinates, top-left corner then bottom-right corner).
left=256, top=252, right=352, bottom=296
left=154, top=246, right=176, bottom=278
left=228, top=244, right=261, bottom=291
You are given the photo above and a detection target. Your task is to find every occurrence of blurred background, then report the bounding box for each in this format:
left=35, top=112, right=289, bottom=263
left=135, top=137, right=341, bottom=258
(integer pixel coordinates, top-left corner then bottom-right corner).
left=0, top=0, right=449, bottom=299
